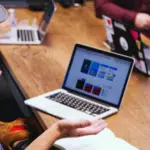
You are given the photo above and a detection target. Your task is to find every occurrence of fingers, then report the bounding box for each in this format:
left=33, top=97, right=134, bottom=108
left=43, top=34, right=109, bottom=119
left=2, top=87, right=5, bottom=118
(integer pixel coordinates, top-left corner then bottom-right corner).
left=59, top=119, right=91, bottom=130
left=147, top=17, right=150, bottom=28
left=72, top=119, right=107, bottom=137
left=77, top=123, right=107, bottom=136
left=88, top=118, right=106, bottom=129
left=93, top=122, right=108, bottom=133
left=144, top=18, right=150, bottom=30
left=90, top=118, right=105, bottom=125
left=60, top=118, right=105, bottom=129
left=73, top=123, right=107, bottom=136
left=0, top=70, right=2, bottom=76
left=57, top=119, right=107, bottom=138
left=135, top=13, right=150, bottom=30
left=74, top=120, right=91, bottom=128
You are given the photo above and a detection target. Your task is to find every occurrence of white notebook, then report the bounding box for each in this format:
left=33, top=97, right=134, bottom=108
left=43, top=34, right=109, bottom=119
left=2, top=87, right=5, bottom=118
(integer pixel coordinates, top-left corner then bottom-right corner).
left=54, top=128, right=139, bottom=150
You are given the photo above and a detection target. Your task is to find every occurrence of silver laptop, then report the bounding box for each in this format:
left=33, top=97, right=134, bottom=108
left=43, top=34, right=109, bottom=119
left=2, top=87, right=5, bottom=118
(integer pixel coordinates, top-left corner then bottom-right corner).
left=0, top=0, right=56, bottom=45
left=25, top=44, right=134, bottom=120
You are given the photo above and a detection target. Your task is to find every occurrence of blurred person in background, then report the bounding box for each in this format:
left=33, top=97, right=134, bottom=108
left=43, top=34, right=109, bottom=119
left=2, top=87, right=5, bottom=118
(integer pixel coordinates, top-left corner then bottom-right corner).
left=95, top=0, right=150, bottom=37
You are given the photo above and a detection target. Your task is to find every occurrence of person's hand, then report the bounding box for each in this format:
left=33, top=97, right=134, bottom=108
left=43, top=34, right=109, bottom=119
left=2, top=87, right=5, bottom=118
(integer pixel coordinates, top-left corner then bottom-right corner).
left=0, top=19, right=12, bottom=37
left=52, top=118, right=107, bottom=139
left=0, top=70, right=2, bottom=76
left=134, top=13, right=150, bottom=30
left=26, top=119, right=107, bottom=150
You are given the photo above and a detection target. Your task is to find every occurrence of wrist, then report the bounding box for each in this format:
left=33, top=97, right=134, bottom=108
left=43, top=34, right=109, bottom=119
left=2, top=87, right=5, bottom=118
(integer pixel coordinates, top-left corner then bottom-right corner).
left=47, top=123, right=63, bottom=140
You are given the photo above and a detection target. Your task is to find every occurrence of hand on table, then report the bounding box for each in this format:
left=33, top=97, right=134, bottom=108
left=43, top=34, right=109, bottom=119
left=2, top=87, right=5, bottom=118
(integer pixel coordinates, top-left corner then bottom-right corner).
left=53, top=118, right=107, bottom=139
left=26, top=119, right=107, bottom=150
left=134, top=13, right=150, bottom=30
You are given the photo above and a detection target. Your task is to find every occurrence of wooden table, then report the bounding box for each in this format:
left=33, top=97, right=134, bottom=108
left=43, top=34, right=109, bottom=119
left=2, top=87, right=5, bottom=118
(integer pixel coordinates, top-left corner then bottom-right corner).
left=0, top=2, right=150, bottom=150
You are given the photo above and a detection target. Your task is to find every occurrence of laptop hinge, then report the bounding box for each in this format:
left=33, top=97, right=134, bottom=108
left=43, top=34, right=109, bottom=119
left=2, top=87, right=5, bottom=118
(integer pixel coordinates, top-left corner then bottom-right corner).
left=37, top=31, right=42, bottom=41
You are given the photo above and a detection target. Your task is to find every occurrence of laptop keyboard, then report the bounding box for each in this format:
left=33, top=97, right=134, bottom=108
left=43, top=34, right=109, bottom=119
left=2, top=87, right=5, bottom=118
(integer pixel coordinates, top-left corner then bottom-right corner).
left=17, top=29, right=36, bottom=42
left=46, top=92, right=109, bottom=116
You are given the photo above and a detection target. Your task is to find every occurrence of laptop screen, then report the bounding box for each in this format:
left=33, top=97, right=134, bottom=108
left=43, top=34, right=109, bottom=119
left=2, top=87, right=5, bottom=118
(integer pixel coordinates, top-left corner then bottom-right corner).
left=63, top=44, right=134, bottom=108
left=38, top=0, right=55, bottom=41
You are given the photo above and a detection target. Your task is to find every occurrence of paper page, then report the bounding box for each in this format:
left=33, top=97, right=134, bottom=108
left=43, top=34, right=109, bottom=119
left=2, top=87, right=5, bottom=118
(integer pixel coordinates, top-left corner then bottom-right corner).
left=115, top=138, right=139, bottom=150
left=54, top=128, right=139, bottom=150
left=55, top=128, right=115, bottom=150
left=91, top=137, right=139, bottom=150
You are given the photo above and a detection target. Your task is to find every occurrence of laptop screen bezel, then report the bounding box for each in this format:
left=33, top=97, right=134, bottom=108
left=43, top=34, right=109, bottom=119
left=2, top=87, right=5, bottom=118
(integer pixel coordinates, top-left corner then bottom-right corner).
left=62, top=44, right=134, bottom=108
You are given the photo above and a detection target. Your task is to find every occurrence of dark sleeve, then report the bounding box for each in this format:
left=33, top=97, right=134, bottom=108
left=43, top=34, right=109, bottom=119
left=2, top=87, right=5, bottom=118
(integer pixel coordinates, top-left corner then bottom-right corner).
left=95, top=0, right=137, bottom=24
left=13, top=140, right=30, bottom=150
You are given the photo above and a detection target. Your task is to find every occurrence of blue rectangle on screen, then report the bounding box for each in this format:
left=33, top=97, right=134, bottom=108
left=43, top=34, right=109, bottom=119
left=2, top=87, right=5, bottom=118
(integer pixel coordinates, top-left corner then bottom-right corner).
left=89, top=62, right=100, bottom=76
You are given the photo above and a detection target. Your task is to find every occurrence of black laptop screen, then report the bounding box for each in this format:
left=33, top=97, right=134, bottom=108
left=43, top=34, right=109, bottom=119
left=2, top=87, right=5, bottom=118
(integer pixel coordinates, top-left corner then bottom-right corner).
left=42, top=0, right=55, bottom=23
left=63, top=44, right=134, bottom=108
left=38, top=0, right=55, bottom=41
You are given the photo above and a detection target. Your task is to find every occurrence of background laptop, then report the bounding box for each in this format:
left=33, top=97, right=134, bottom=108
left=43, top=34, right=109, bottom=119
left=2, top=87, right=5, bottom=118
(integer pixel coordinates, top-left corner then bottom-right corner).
left=0, top=0, right=28, bottom=8
left=25, top=44, right=134, bottom=120
left=112, top=20, right=150, bottom=76
left=103, top=16, right=150, bottom=76
left=0, top=0, right=56, bottom=45
left=0, top=0, right=50, bottom=12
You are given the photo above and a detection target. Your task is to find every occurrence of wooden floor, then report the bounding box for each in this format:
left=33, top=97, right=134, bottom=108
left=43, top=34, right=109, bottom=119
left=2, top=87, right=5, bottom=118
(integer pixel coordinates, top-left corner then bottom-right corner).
left=0, top=2, right=150, bottom=150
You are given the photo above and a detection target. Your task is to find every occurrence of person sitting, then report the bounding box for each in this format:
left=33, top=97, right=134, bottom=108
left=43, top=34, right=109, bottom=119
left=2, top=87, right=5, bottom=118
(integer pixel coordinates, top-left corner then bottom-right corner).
left=0, top=5, right=108, bottom=150
left=0, top=66, right=107, bottom=150
left=95, top=0, right=150, bottom=36
left=0, top=118, right=107, bottom=150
